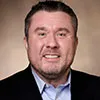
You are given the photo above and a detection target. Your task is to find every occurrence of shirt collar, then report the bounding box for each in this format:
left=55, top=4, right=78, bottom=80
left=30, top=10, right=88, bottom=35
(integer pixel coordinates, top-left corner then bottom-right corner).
left=31, top=67, right=45, bottom=94
left=31, top=66, right=71, bottom=94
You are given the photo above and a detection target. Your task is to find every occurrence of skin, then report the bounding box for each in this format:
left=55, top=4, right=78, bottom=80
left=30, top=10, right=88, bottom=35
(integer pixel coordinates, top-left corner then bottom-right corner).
left=24, top=11, right=78, bottom=87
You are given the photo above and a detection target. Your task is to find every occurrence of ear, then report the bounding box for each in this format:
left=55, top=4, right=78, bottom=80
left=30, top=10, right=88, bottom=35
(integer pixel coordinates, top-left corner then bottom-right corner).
left=75, top=37, right=78, bottom=45
left=75, top=37, right=78, bottom=48
left=24, top=36, right=28, bottom=50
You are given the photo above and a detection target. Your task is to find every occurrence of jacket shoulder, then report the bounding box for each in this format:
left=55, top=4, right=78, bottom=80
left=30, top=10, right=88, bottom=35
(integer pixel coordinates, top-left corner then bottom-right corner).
left=71, top=69, right=100, bottom=100
left=71, top=69, right=100, bottom=90
left=0, top=68, right=26, bottom=92
left=71, top=69, right=100, bottom=80
left=0, top=66, right=42, bottom=100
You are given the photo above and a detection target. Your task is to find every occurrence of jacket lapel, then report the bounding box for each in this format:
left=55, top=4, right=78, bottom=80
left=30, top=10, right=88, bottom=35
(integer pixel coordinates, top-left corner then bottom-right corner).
left=71, top=69, right=96, bottom=100
left=71, top=69, right=86, bottom=100
left=17, top=65, right=43, bottom=100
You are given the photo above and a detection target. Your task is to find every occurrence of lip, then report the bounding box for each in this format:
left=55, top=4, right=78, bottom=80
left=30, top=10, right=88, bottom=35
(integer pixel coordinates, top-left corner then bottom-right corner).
left=44, top=54, right=60, bottom=58
left=43, top=54, right=60, bottom=62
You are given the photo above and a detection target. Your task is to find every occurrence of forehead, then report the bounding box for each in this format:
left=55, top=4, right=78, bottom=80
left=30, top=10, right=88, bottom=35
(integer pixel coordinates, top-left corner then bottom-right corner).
left=31, top=10, right=71, bottom=22
left=29, top=11, right=74, bottom=32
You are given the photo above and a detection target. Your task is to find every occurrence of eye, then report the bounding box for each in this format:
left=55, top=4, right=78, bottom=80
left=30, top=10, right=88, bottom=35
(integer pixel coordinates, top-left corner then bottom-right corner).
left=38, top=32, right=46, bottom=38
left=57, top=32, right=66, bottom=37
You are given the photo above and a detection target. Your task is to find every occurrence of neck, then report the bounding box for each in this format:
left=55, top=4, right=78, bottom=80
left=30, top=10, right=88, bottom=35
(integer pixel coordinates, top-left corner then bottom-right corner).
left=36, top=68, right=70, bottom=88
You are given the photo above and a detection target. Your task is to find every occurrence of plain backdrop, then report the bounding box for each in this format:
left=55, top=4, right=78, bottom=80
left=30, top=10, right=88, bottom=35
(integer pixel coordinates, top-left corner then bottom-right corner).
left=0, top=0, right=100, bottom=80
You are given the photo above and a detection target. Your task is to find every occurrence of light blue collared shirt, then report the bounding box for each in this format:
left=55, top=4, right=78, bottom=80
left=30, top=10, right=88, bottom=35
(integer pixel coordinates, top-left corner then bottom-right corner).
left=31, top=67, right=71, bottom=100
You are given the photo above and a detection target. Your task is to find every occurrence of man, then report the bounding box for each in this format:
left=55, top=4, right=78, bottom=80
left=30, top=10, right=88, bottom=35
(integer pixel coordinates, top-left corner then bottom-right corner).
left=0, top=0, right=100, bottom=100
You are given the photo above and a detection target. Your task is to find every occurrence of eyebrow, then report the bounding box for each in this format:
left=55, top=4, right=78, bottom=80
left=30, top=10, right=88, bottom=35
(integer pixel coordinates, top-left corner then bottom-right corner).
left=34, top=27, right=47, bottom=32
left=56, top=28, right=70, bottom=33
left=34, top=27, right=70, bottom=33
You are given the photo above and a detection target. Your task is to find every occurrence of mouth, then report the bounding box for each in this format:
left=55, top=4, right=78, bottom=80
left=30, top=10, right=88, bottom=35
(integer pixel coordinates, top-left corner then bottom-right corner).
left=43, top=54, right=60, bottom=59
left=43, top=54, right=60, bottom=62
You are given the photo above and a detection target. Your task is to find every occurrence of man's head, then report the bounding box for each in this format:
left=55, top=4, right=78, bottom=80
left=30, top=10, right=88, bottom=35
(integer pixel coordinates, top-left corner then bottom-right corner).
left=24, top=0, right=78, bottom=83
left=25, top=0, right=78, bottom=39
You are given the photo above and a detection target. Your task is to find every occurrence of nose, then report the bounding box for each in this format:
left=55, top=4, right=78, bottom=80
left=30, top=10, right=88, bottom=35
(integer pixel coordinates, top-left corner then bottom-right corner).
left=46, top=35, right=59, bottom=49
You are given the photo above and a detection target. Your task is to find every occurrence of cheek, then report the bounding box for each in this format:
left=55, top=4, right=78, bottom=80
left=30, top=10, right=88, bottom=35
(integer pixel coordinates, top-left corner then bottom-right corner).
left=28, top=39, right=43, bottom=58
left=60, top=39, right=76, bottom=56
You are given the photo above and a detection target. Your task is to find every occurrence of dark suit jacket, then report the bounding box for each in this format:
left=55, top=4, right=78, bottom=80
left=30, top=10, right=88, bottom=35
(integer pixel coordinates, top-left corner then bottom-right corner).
left=0, top=65, right=100, bottom=100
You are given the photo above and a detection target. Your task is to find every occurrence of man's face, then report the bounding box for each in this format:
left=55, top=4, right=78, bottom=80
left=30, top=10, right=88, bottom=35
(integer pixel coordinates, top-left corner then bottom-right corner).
left=24, top=11, right=78, bottom=79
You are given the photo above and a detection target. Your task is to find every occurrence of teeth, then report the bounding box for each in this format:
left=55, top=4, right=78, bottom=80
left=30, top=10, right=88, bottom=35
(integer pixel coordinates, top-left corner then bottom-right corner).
left=44, top=55, right=59, bottom=58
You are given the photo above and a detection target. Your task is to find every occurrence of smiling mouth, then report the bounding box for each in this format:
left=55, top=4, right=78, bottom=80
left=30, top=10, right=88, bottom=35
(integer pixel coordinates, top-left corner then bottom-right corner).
left=43, top=54, right=60, bottom=59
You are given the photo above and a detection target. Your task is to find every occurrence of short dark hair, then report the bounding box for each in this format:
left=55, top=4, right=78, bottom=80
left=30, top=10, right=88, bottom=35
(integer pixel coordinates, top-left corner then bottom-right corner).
left=25, top=0, right=78, bottom=39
